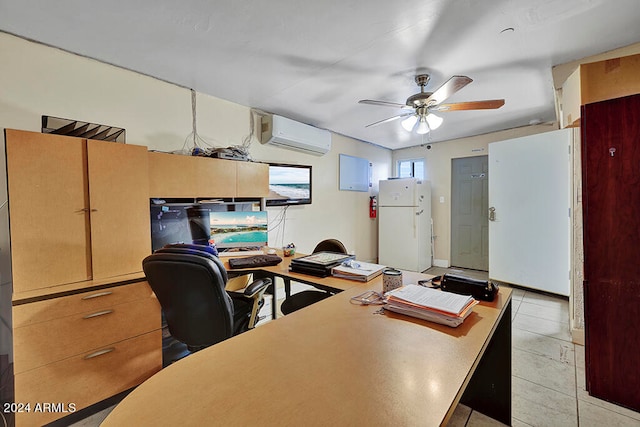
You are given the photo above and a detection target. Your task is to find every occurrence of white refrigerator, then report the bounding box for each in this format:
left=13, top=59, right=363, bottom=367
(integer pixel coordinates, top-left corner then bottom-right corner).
left=378, top=178, right=432, bottom=272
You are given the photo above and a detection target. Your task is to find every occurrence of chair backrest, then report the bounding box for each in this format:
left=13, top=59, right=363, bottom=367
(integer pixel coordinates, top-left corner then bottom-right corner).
left=313, top=239, right=347, bottom=254
left=143, top=250, right=234, bottom=350
left=157, top=243, right=228, bottom=282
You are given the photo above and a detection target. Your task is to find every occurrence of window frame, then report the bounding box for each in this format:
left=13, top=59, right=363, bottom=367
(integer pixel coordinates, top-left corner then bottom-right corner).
left=397, top=158, right=425, bottom=179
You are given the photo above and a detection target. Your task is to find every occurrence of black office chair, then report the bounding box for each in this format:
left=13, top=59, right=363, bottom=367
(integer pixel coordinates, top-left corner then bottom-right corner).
left=280, top=239, right=347, bottom=315
left=143, top=244, right=271, bottom=355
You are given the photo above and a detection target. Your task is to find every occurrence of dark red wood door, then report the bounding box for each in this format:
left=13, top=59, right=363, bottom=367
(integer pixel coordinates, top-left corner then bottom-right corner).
left=582, top=93, right=640, bottom=411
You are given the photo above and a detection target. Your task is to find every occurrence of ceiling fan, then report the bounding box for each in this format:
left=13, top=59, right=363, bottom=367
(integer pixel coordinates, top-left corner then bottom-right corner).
left=359, top=74, right=505, bottom=134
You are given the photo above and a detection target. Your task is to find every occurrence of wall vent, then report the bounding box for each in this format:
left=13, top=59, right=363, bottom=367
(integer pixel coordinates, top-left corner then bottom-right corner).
left=42, top=116, right=126, bottom=143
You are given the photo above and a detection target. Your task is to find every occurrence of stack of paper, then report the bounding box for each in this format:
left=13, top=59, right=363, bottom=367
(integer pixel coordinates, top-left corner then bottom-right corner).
left=331, top=260, right=386, bottom=282
left=385, top=284, right=479, bottom=327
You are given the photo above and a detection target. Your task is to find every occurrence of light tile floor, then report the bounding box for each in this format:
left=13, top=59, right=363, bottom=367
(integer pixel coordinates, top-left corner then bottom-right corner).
left=436, top=268, right=640, bottom=427
left=72, top=271, right=640, bottom=427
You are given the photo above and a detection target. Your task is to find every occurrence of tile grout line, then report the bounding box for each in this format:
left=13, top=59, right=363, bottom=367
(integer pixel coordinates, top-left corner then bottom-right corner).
left=512, top=373, right=578, bottom=400
left=512, top=324, right=575, bottom=346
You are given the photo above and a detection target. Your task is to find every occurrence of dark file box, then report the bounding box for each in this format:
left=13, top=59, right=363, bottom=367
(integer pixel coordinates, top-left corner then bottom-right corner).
left=440, top=274, right=498, bottom=302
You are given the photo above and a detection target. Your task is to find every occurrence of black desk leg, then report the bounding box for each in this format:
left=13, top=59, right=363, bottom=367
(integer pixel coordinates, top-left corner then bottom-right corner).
left=461, top=300, right=512, bottom=425
left=284, top=278, right=291, bottom=299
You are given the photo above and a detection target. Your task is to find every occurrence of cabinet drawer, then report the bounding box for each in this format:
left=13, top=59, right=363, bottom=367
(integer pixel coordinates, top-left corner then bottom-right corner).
left=14, top=297, right=160, bottom=374
left=14, top=330, right=161, bottom=427
left=13, top=281, right=154, bottom=328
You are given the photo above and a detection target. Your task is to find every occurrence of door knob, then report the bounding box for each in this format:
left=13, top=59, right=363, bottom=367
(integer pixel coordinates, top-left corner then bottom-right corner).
left=489, top=207, right=496, bottom=221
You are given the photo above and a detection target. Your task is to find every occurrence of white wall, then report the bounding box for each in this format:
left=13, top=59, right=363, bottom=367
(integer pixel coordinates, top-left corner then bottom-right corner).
left=392, top=125, right=556, bottom=266
left=0, top=32, right=391, bottom=359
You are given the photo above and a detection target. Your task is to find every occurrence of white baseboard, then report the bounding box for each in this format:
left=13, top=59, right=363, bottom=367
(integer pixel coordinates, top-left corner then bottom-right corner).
left=433, top=259, right=450, bottom=268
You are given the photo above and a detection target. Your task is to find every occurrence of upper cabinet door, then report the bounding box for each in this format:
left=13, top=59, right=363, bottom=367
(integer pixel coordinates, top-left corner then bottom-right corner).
left=147, top=151, right=236, bottom=198
left=6, top=130, right=92, bottom=293
left=87, top=139, right=151, bottom=279
left=237, top=162, right=269, bottom=197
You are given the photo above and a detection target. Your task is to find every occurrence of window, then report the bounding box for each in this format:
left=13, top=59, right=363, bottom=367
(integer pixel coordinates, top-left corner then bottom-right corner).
left=397, top=159, right=424, bottom=179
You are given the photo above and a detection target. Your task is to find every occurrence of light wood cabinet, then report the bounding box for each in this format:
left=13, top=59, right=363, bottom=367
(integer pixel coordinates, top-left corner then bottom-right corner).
left=148, top=151, right=236, bottom=198
left=15, top=329, right=161, bottom=427
left=12, top=281, right=161, bottom=426
left=561, top=53, right=640, bottom=127
left=12, top=281, right=153, bottom=327
left=148, top=151, right=269, bottom=198
left=86, top=139, right=151, bottom=279
left=5, top=130, right=151, bottom=295
left=13, top=288, right=159, bottom=374
left=5, top=131, right=92, bottom=293
left=6, top=129, right=269, bottom=426
left=236, top=161, right=269, bottom=197
left=6, top=130, right=160, bottom=426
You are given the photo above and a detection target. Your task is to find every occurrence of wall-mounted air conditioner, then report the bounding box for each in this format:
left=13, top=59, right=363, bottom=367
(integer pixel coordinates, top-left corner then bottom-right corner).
left=260, top=114, right=331, bottom=155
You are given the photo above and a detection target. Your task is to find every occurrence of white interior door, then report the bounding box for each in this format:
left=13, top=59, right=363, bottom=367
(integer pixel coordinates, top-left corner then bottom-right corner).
left=488, top=129, right=572, bottom=296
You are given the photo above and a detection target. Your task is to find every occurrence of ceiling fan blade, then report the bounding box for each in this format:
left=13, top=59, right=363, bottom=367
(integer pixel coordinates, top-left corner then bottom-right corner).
left=365, top=112, right=414, bottom=128
left=359, top=99, right=413, bottom=109
left=431, top=99, right=505, bottom=112
left=424, top=75, right=473, bottom=105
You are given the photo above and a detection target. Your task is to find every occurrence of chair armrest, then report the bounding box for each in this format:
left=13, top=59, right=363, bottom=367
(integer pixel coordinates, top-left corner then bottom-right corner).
left=244, top=278, right=271, bottom=298
left=228, top=278, right=272, bottom=329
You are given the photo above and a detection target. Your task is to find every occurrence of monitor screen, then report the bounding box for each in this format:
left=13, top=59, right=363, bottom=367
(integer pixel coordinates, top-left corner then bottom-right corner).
left=150, top=201, right=266, bottom=251
left=266, top=163, right=312, bottom=207
left=210, top=211, right=268, bottom=249
left=150, top=203, right=193, bottom=251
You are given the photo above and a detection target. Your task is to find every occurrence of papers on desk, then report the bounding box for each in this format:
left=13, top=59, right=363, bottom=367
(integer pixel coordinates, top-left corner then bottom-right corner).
left=385, top=284, right=479, bottom=327
left=331, top=260, right=386, bottom=282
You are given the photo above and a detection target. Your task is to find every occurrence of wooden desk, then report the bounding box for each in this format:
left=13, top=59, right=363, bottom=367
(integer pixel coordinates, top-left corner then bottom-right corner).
left=103, top=262, right=512, bottom=426
left=223, top=252, right=371, bottom=292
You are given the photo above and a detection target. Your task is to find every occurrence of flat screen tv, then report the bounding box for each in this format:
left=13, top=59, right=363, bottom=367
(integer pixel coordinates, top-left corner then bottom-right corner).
left=266, top=163, right=312, bottom=207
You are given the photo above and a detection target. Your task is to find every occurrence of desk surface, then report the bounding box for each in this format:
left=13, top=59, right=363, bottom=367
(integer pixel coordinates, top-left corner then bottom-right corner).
left=103, top=260, right=511, bottom=426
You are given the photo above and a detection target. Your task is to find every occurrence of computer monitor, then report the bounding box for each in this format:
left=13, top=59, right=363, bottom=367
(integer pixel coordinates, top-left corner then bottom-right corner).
left=210, top=210, right=268, bottom=250
left=150, top=201, right=266, bottom=251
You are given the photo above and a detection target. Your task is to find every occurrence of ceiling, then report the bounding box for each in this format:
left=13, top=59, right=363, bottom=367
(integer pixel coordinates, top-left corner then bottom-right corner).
left=2, top=0, right=640, bottom=150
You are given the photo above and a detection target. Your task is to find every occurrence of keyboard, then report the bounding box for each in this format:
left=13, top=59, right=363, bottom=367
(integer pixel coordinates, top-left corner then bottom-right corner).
left=217, top=250, right=265, bottom=257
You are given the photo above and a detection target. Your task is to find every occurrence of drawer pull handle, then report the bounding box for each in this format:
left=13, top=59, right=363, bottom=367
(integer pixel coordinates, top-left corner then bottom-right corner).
left=83, top=309, right=113, bottom=319
left=84, top=347, right=115, bottom=360
left=81, top=291, right=113, bottom=300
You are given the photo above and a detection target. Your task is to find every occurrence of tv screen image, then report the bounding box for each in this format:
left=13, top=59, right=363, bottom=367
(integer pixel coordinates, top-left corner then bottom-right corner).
left=210, top=211, right=268, bottom=249
left=266, top=163, right=312, bottom=206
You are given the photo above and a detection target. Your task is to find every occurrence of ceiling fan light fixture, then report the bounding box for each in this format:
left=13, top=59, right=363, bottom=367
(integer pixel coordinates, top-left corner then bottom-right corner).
left=401, top=115, right=418, bottom=131
left=416, top=118, right=430, bottom=134
left=426, top=113, right=443, bottom=130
